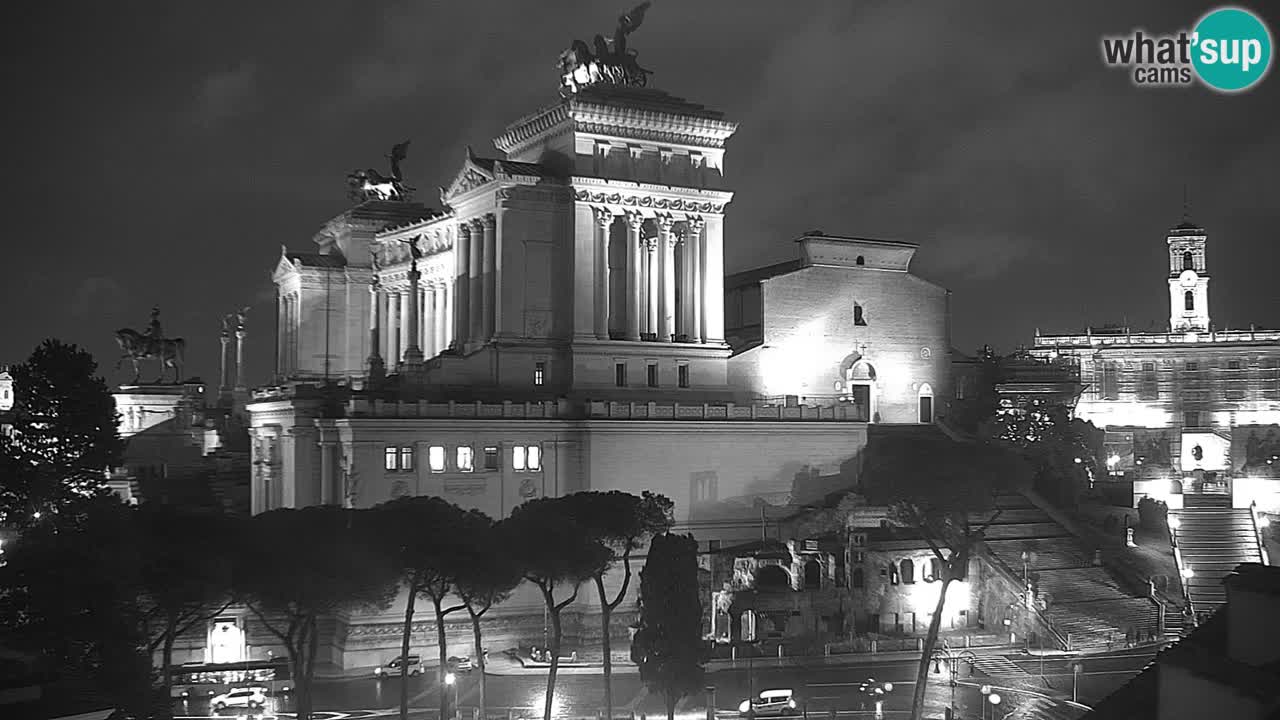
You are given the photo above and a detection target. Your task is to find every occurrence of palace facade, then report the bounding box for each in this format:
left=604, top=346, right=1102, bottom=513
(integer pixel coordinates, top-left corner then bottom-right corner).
left=1031, top=221, right=1280, bottom=511
left=232, top=61, right=954, bottom=670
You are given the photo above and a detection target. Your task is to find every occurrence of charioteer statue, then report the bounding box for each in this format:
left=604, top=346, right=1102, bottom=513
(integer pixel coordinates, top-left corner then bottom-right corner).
left=559, top=2, right=653, bottom=95
left=347, top=140, right=414, bottom=202
left=114, top=306, right=187, bottom=384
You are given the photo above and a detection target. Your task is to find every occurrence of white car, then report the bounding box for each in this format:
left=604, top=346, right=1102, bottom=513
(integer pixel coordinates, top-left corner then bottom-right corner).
left=374, top=654, right=424, bottom=677
left=211, top=686, right=267, bottom=712
left=738, top=688, right=798, bottom=717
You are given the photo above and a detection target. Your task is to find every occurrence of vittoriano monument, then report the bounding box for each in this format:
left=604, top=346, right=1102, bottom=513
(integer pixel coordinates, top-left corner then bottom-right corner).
left=347, top=140, right=414, bottom=202
left=559, top=1, right=653, bottom=95
left=114, top=306, right=187, bottom=384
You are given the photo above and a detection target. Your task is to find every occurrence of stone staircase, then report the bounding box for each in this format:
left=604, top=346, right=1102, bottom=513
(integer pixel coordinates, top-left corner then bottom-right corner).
left=1172, top=494, right=1265, bottom=620
left=980, top=495, right=1160, bottom=652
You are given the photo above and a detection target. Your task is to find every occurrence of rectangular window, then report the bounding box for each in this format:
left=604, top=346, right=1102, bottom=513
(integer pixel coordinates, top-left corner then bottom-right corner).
left=399, top=447, right=414, bottom=471
left=1186, top=361, right=1199, bottom=371
left=1225, top=389, right=1246, bottom=400
left=678, top=364, right=690, bottom=388
left=1101, top=362, right=1119, bottom=400
left=456, top=446, right=474, bottom=472
left=483, top=446, right=500, bottom=470
left=385, top=447, right=398, bottom=471
left=853, top=551, right=865, bottom=564
left=513, top=446, right=527, bottom=471
left=1142, top=362, right=1155, bottom=372
left=1227, top=360, right=1241, bottom=370
left=1184, top=411, right=1200, bottom=428
left=428, top=446, right=445, bottom=472
left=534, top=361, right=545, bottom=386
left=527, top=444, right=542, bottom=471
left=615, top=362, right=627, bottom=387
left=647, top=363, right=659, bottom=388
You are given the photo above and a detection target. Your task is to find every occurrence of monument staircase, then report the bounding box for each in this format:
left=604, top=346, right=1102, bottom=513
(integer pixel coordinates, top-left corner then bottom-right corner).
left=1170, top=493, right=1267, bottom=622
left=981, top=495, right=1161, bottom=652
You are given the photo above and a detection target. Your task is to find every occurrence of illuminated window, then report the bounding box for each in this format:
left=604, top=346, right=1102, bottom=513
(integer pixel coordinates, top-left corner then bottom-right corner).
left=647, top=363, right=659, bottom=388
left=399, top=447, right=413, bottom=471
left=483, top=446, right=499, bottom=470
left=456, top=446, right=474, bottom=472
left=534, top=361, right=545, bottom=386
left=853, top=304, right=867, bottom=326
left=513, top=445, right=526, bottom=471
left=889, top=567, right=899, bottom=585
left=1184, top=291, right=1194, bottom=312
left=385, top=447, right=398, bottom=471
left=900, top=559, right=915, bottom=584
left=428, top=446, right=445, bottom=472
left=527, top=444, right=542, bottom=471
left=615, top=362, right=627, bottom=387
left=513, top=445, right=542, bottom=472
left=678, top=364, right=690, bottom=388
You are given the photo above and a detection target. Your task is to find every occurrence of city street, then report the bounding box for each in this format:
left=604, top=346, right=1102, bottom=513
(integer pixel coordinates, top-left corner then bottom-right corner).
left=173, top=647, right=1157, bottom=719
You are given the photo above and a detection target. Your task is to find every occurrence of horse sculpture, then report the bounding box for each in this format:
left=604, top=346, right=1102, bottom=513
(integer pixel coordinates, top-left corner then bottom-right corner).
left=114, top=328, right=186, bottom=384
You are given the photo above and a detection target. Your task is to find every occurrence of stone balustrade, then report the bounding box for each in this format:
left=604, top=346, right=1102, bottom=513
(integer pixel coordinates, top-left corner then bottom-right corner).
left=345, top=398, right=563, bottom=419
left=1035, top=328, right=1280, bottom=348
left=584, top=400, right=867, bottom=421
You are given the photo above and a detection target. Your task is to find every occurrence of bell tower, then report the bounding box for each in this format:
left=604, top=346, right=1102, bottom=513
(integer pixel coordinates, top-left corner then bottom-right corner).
left=1167, top=219, right=1210, bottom=333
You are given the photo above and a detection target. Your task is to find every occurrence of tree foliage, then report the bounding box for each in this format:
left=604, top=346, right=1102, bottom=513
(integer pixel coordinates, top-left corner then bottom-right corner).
left=236, top=507, right=398, bottom=720
left=1, top=339, right=123, bottom=527
left=454, top=512, right=522, bottom=720
left=562, top=490, right=674, bottom=720
left=631, top=533, right=706, bottom=720
left=504, top=496, right=611, bottom=720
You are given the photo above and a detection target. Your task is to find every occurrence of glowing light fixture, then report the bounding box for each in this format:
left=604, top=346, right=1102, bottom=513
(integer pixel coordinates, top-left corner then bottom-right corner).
left=1181, top=567, right=1195, bottom=579
left=1168, top=516, right=1181, bottom=530
left=988, top=693, right=1002, bottom=706
left=444, top=672, right=457, bottom=685
left=1258, top=515, right=1271, bottom=529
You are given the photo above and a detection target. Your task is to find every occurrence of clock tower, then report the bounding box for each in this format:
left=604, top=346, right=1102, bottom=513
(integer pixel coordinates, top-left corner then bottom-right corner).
left=1167, top=220, right=1210, bottom=333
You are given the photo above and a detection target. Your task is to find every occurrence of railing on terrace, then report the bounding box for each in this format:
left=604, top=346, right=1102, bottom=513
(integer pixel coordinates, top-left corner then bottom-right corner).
left=1250, top=501, right=1271, bottom=566
left=1034, top=327, right=1280, bottom=347
left=585, top=400, right=868, bottom=421
left=1168, top=517, right=1196, bottom=625
left=346, top=398, right=563, bottom=419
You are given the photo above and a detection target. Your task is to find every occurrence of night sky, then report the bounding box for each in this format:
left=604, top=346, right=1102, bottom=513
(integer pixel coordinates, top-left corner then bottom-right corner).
left=3, top=1, right=1277, bottom=388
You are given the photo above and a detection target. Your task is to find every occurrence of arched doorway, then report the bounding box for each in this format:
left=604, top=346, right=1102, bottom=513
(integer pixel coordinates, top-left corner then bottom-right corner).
left=838, top=353, right=877, bottom=422
left=918, top=383, right=934, bottom=423
left=804, top=560, right=822, bottom=589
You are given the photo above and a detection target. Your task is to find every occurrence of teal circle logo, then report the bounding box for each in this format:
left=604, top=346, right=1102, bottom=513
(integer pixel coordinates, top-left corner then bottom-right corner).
left=1192, top=7, right=1273, bottom=92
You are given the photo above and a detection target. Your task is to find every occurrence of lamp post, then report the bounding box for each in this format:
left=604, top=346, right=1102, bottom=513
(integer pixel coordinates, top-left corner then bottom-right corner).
left=930, top=646, right=977, bottom=716
left=445, top=672, right=458, bottom=720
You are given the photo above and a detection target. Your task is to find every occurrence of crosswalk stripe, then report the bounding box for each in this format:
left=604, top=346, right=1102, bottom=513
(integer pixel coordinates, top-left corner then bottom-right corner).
left=970, top=655, right=1029, bottom=677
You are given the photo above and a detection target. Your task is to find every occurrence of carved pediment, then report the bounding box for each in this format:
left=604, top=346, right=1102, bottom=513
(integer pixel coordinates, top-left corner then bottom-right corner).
left=443, top=150, right=495, bottom=201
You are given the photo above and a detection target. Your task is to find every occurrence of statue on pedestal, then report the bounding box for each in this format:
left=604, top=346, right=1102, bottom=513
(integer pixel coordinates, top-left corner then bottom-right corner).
left=347, top=140, right=414, bottom=202
left=114, top=306, right=186, bottom=384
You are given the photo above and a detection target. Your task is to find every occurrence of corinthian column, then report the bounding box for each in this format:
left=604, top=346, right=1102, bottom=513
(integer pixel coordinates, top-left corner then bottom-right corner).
left=455, top=223, right=471, bottom=349
left=593, top=207, right=613, bottom=339
left=403, top=259, right=424, bottom=365
left=367, top=276, right=384, bottom=379
left=388, top=291, right=401, bottom=363
left=625, top=212, right=643, bottom=341
left=688, top=216, right=706, bottom=344
left=658, top=215, right=676, bottom=342
left=481, top=214, right=496, bottom=341
left=468, top=218, right=484, bottom=344
left=646, top=237, right=659, bottom=338
left=219, top=329, right=230, bottom=394
left=235, top=327, right=247, bottom=391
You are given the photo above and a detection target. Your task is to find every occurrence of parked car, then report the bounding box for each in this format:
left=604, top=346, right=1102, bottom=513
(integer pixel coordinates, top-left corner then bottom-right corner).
left=447, top=656, right=474, bottom=673
left=211, top=686, right=267, bottom=712
left=374, top=655, right=424, bottom=677
left=738, top=688, right=798, bottom=717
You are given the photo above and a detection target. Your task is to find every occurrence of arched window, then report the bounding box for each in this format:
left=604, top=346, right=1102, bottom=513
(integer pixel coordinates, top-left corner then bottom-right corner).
left=756, top=565, right=790, bottom=591
left=852, top=567, right=865, bottom=588
left=804, top=560, right=822, bottom=590
left=855, top=255, right=865, bottom=266
left=900, top=559, right=915, bottom=584
left=1183, top=251, right=1194, bottom=271
left=929, top=557, right=942, bottom=582
left=1184, top=291, right=1194, bottom=312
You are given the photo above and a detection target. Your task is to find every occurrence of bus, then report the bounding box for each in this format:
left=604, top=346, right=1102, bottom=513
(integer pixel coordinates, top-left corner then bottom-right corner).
left=170, top=658, right=292, bottom=699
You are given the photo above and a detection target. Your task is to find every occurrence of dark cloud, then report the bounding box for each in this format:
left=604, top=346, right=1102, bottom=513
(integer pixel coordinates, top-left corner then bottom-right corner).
left=2, top=0, right=1278, bottom=384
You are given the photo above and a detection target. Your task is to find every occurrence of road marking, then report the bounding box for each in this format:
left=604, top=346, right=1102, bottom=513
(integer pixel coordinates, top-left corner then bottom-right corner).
left=971, top=655, right=1030, bottom=677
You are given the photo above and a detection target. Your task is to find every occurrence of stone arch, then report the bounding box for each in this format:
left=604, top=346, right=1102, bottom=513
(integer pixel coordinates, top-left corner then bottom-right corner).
left=803, top=559, right=822, bottom=590
left=1185, top=290, right=1194, bottom=311
left=838, top=353, right=877, bottom=422
left=756, top=564, right=790, bottom=591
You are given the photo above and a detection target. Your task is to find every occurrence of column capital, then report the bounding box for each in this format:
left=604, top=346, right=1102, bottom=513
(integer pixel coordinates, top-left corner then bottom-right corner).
left=626, top=211, right=645, bottom=231
left=593, top=206, right=615, bottom=229
left=644, top=236, right=659, bottom=252
left=656, top=214, right=677, bottom=233
left=483, top=213, right=497, bottom=230
left=686, top=215, right=706, bottom=233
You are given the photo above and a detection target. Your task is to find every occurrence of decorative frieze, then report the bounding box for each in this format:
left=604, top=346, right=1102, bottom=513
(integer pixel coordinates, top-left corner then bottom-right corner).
left=574, top=189, right=725, bottom=214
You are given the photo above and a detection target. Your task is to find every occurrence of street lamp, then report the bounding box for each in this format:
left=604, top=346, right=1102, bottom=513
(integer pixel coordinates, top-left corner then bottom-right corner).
left=444, top=672, right=458, bottom=719
left=931, top=646, right=977, bottom=714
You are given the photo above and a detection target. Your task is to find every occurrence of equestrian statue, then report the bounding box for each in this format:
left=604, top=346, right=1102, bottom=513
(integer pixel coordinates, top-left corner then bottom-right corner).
left=114, top=306, right=186, bottom=384
left=559, top=2, right=653, bottom=95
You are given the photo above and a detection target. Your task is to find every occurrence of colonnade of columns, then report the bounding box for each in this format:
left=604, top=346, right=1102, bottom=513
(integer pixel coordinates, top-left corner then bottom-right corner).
left=369, top=279, right=455, bottom=367
left=594, top=209, right=713, bottom=344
